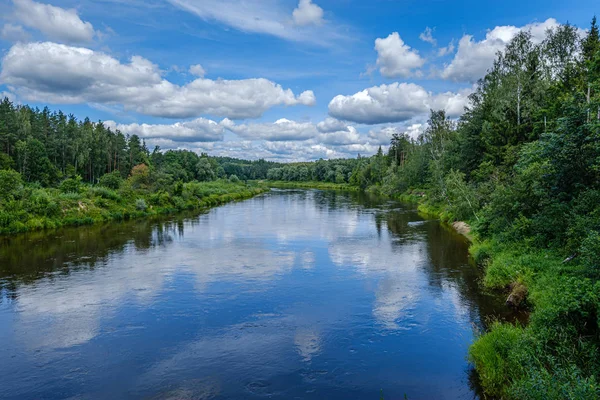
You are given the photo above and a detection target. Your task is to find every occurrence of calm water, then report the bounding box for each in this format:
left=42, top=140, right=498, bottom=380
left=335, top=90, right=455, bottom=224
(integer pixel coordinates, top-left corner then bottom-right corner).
left=0, top=189, right=509, bottom=400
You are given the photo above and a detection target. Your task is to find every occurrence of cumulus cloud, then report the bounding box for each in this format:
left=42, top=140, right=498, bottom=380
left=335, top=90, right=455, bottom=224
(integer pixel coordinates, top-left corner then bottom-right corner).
left=318, top=126, right=360, bottom=145
left=368, top=127, right=399, bottom=145
left=12, top=0, right=97, bottom=44
left=367, top=123, right=424, bottom=145
left=292, top=0, right=324, bottom=26
left=316, top=117, right=348, bottom=133
left=419, top=27, right=436, bottom=46
left=104, top=118, right=225, bottom=142
left=0, top=23, right=30, bottom=43
left=143, top=136, right=383, bottom=162
left=328, top=82, right=472, bottom=125
left=189, top=64, right=206, bottom=77
left=224, top=117, right=362, bottom=144
left=441, top=18, right=560, bottom=82
left=223, top=118, right=318, bottom=141
left=375, top=32, right=425, bottom=78
left=0, top=42, right=316, bottom=119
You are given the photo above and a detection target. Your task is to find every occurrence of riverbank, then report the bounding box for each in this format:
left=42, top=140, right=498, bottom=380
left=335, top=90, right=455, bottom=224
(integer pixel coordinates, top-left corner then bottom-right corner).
left=0, top=178, right=268, bottom=235
left=387, top=188, right=600, bottom=398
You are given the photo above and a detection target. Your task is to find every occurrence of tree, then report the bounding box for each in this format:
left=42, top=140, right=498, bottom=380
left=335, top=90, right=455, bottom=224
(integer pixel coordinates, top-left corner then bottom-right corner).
left=196, top=157, right=216, bottom=181
left=23, top=138, right=57, bottom=185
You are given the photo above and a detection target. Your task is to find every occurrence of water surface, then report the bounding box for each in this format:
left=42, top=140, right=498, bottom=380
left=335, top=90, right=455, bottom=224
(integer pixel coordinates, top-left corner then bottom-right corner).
left=0, top=189, right=508, bottom=399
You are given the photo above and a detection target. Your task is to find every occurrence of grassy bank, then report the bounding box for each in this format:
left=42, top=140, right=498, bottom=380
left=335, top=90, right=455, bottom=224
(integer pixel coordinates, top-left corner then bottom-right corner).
left=398, top=189, right=600, bottom=399
left=0, top=173, right=268, bottom=235
left=263, top=180, right=359, bottom=191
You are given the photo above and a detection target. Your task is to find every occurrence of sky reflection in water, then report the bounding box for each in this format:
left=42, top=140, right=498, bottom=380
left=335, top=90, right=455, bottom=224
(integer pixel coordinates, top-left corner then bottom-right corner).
left=0, top=189, right=508, bottom=399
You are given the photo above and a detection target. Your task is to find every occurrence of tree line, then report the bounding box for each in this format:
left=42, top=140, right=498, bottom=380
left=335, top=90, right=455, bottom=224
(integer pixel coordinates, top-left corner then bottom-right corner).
left=0, top=102, right=284, bottom=187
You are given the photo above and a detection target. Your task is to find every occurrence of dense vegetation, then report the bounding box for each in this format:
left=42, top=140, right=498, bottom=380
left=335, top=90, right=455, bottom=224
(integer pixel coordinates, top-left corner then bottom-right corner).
left=268, top=18, right=600, bottom=399
left=0, top=102, right=270, bottom=234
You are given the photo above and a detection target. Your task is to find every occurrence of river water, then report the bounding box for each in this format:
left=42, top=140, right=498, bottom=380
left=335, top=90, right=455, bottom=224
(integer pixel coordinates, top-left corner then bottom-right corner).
left=0, top=189, right=509, bottom=399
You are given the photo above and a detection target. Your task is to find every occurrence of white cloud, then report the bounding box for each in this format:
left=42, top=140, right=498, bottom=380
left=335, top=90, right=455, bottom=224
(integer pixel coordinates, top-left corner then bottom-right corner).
left=437, top=40, right=455, bottom=57
left=367, top=123, right=424, bottom=145
left=0, top=23, right=30, bottom=43
left=368, top=126, right=399, bottom=145
left=318, top=126, right=360, bottom=145
left=104, top=118, right=225, bottom=142
left=441, top=18, right=560, bottom=82
left=12, top=0, right=97, bottom=44
left=0, top=42, right=316, bottom=119
left=419, top=27, right=436, bottom=46
left=292, top=0, right=324, bottom=26
left=189, top=64, right=206, bottom=77
left=316, top=117, right=348, bottom=133
left=0, top=91, right=17, bottom=102
left=405, top=123, right=425, bottom=138
left=223, top=118, right=318, bottom=141
left=167, top=0, right=340, bottom=45
left=224, top=117, right=361, bottom=144
left=375, top=32, right=425, bottom=78
left=328, top=82, right=472, bottom=125
left=143, top=137, right=381, bottom=162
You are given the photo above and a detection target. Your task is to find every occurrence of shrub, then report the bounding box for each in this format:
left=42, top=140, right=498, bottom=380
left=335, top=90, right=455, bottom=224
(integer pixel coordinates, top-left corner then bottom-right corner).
left=129, top=164, right=150, bottom=189
left=228, top=174, right=240, bottom=183
left=0, top=169, right=23, bottom=201
left=59, top=175, right=83, bottom=193
left=25, top=189, right=60, bottom=217
left=135, top=198, right=148, bottom=211
left=99, top=171, right=123, bottom=189
left=89, top=186, right=121, bottom=201
left=173, top=180, right=184, bottom=196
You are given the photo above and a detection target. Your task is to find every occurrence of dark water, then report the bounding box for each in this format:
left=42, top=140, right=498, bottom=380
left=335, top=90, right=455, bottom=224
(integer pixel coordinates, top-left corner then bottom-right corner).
left=0, top=189, right=510, bottom=400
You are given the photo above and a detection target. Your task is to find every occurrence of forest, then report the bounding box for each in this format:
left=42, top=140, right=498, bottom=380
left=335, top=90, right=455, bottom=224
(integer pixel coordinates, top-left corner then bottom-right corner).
left=0, top=16, right=599, bottom=400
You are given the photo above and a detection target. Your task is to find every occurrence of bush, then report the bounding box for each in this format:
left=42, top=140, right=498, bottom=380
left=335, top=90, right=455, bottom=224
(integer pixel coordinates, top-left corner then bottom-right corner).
left=59, top=175, right=83, bottom=193
left=129, top=164, right=150, bottom=189
left=228, top=174, right=240, bottom=183
left=98, top=171, right=123, bottom=189
left=148, top=191, right=171, bottom=207
left=25, top=189, right=60, bottom=217
left=89, top=186, right=121, bottom=201
left=135, top=198, right=148, bottom=211
left=0, top=169, right=23, bottom=201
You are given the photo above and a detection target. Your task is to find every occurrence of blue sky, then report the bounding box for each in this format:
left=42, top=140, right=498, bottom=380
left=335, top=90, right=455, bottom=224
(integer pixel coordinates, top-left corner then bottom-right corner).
left=0, top=0, right=597, bottom=161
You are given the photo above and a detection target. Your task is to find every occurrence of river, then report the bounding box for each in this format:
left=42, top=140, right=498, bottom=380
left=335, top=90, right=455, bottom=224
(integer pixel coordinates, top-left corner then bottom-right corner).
left=0, top=189, right=511, bottom=399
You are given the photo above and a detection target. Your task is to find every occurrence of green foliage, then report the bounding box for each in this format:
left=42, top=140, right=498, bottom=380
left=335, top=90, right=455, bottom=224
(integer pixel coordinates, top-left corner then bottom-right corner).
left=0, top=169, right=23, bottom=201
left=59, top=175, right=83, bottom=194
left=580, top=231, right=600, bottom=275
left=135, top=198, right=148, bottom=211
left=88, top=186, right=121, bottom=201
left=228, top=174, right=240, bottom=183
left=196, top=157, right=216, bottom=182
left=445, top=169, right=480, bottom=221
left=98, top=170, right=123, bottom=189
left=470, top=322, right=530, bottom=397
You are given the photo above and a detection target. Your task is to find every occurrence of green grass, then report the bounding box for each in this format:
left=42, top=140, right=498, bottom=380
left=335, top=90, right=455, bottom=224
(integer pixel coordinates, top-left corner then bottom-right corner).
left=0, top=180, right=268, bottom=235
